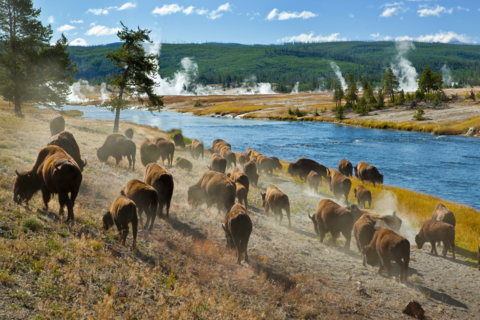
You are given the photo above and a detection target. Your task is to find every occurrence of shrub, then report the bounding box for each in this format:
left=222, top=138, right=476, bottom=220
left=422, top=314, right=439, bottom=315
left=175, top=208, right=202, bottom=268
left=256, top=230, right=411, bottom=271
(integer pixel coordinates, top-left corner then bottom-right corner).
left=288, top=107, right=307, bottom=117
left=193, top=100, right=203, bottom=107
left=335, top=106, right=345, bottom=120
left=288, top=108, right=294, bottom=115
left=413, top=108, right=426, bottom=121
left=23, top=218, right=43, bottom=232
left=313, top=108, right=319, bottom=117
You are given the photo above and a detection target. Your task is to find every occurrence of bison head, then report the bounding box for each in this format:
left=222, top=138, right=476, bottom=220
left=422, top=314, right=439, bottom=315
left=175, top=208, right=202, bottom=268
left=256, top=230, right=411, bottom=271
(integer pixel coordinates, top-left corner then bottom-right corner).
left=96, top=147, right=109, bottom=162
left=348, top=204, right=364, bottom=222
left=271, top=157, right=282, bottom=170
left=364, top=245, right=379, bottom=266
left=187, top=185, right=202, bottom=207
left=222, top=224, right=234, bottom=248
left=376, top=173, right=384, bottom=185
left=353, top=165, right=359, bottom=178
left=308, top=213, right=319, bottom=236
left=102, top=211, right=114, bottom=230
left=13, top=170, right=41, bottom=204
left=415, top=234, right=426, bottom=249
left=260, top=192, right=266, bottom=208
left=287, top=163, right=294, bottom=175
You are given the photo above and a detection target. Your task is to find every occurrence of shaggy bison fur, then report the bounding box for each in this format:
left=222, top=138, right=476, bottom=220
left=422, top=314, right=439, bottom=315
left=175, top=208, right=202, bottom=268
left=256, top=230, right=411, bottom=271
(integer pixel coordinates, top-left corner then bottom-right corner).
left=235, top=182, right=248, bottom=210
left=354, top=161, right=383, bottom=186
left=243, top=160, right=259, bottom=186
left=14, top=145, right=82, bottom=223
left=97, top=133, right=136, bottom=170
left=189, top=139, right=204, bottom=160
left=338, top=158, right=353, bottom=177
left=257, top=155, right=282, bottom=175
left=308, top=199, right=353, bottom=249
left=415, top=219, right=455, bottom=259
left=175, top=157, right=193, bottom=171
left=364, top=228, right=410, bottom=283
left=238, top=153, right=250, bottom=167
left=307, top=170, right=321, bottom=194
left=139, top=137, right=160, bottom=167
left=354, top=214, right=377, bottom=266
left=349, top=206, right=402, bottom=232
left=47, top=131, right=87, bottom=172
left=211, top=139, right=231, bottom=154
left=431, top=203, right=456, bottom=227
left=261, top=185, right=290, bottom=226
left=354, top=185, right=372, bottom=208
left=121, top=179, right=158, bottom=230
left=288, top=157, right=329, bottom=181
left=326, top=170, right=351, bottom=204
left=49, top=112, right=65, bottom=136
left=222, top=204, right=252, bottom=264
left=173, top=133, right=185, bottom=149
left=219, top=146, right=236, bottom=168
left=103, top=195, right=138, bottom=251
left=144, top=163, right=174, bottom=218
left=154, top=137, right=175, bottom=167
left=208, top=153, right=227, bottom=174
left=124, top=127, right=134, bottom=139
left=188, top=171, right=236, bottom=214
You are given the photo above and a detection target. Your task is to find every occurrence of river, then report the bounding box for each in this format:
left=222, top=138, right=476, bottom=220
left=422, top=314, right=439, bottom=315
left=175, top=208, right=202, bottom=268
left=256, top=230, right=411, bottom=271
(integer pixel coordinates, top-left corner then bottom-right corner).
left=59, top=105, right=480, bottom=210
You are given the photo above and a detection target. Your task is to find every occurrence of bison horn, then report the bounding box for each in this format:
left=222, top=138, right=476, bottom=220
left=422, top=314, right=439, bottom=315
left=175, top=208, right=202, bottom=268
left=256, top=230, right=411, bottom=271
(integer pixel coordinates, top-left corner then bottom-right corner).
left=15, top=169, right=20, bottom=176
left=83, top=159, right=88, bottom=167
left=308, top=213, right=313, bottom=220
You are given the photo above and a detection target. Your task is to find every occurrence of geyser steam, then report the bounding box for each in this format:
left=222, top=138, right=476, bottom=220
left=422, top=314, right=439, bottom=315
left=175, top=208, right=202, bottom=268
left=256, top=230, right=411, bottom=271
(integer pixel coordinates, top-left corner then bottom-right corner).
left=329, top=62, right=347, bottom=90
left=391, top=41, right=418, bottom=92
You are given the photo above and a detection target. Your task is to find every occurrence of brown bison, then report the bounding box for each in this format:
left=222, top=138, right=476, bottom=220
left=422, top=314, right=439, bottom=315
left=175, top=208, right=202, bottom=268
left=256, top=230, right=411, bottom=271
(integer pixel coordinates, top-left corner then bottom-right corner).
left=338, top=158, right=353, bottom=177
left=212, top=139, right=231, bottom=154
left=144, top=163, right=174, bottom=218
left=139, top=137, right=160, bottom=167
left=261, top=185, right=290, bottom=226
left=47, top=131, right=87, bottom=172
left=49, top=112, right=65, bottom=136
left=173, top=132, right=185, bottom=149
left=354, top=161, right=383, bottom=186
left=188, top=171, right=236, bottom=213
left=257, top=155, right=281, bottom=175
left=121, top=179, right=158, bottom=230
left=349, top=206, right=402, bottom=232
left=243, top=160, right=259, bottom=186
left=308, top=199, right=353, bottom=249
left=125, top=127, right=134, bottom=139
left=235, top=182, right=248, bottom=210
left=97, top=133, right=136, bottom=170
left=103, top=195, right=138, bottom=251
left=220, top=146, right=236, bottom=168
left=326, top=170, right=351, bottom=203
left=208, top=153, right=227, bottom=174
left=364, top=228, right=410, bottom=283
left=14, top=146, right=82, bottom=223
left=288, top=157, right=329, bottom=181
left=354, top=185, right=372, bottom=208
left=228, top=168, right=249, bottom=195
left=154, top=137, right=175, bottom=167
left=415, top=219, right=455, bottom=259
left=354, top=214, right=377, bottom=266
left=175, top=157, right=192, bottom=171
left=431, top=203, right=456, bottom=227
left=307, top=170, right=321, bottom=194
left=222, top=204, right=252, bottom=264
left=238, top=153, right=250, bottom=167
left=189, top=139, right=204, bottom=160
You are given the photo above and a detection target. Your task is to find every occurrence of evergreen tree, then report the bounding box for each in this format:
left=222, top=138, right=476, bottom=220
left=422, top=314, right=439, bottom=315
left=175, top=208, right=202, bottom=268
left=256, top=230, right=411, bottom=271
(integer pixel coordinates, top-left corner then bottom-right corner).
left=103, top=22, right=164, bottom=133
left=364, top=83, right=377, bottom=105
left=383, top=68, right=399, bottom=103
left=0, top=0, right=77, bottom=116
left=361, top=75, right=369, bottom=92
left=332, top=79, right=344, bottom=108
left=418, top=66, right=444, bottom=95
left=344, top=73, right=358, bottom=108
left=375, top=88, right=385, bottom=109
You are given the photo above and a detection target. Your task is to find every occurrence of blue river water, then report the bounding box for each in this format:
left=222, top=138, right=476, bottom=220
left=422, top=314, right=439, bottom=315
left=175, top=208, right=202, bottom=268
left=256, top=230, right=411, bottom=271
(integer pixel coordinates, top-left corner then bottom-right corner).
left=61, top=105, right=480, bottom=210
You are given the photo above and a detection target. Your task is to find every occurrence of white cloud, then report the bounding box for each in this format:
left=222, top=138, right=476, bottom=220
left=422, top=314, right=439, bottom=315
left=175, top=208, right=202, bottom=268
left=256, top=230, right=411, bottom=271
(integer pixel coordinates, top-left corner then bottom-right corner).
left=183, top=6, right=195, bottom=15
left=70, top=19, right=84, bottom=24
left=382, top=1, right=404, bottom=7
left=456, top=6, right=469, bottom=12
left=87, top=8, right=109, bottom=15
left=70, top=38, right=88, bottom=46
left=279, top=32, right=346, bottom=43
left=48, top=16, right=54, bottom=23
left=395, top=35, right=413, bottom=41
left=196, top=9, right=208, bottom=15
left=417, top=5, right=453, bottom=17
left=208, top=2, right=232, bottom=20
left=85, top=25, right=121, bottom=36
left=118, top=2, right=136, bottom=11
left=381, top=7, right=402, bottom=17
left=384, top=36, right=393, bottom=40
left=371, top=33, right=380, bottom=38
left=90, top=22, right=96, bottom=26
left=57, top=24, right=76, bottom=32
left=349, top=13, right=354, bottom=18
left=152, top=4, right=183, bottom=15
left=266, top=8, right=317, bottom=20
left=416, top=31, right=470, bottom=43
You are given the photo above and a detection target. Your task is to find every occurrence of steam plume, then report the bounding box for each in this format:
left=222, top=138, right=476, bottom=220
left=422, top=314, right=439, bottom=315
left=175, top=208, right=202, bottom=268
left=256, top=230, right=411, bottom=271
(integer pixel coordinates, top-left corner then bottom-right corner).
left=440, top=64, right=453, bottom=88
left=291, top=82, right=299, bottom=94
left=391, top=41, right=418, bottom=92
left=329, top=62, right=347, bottom=90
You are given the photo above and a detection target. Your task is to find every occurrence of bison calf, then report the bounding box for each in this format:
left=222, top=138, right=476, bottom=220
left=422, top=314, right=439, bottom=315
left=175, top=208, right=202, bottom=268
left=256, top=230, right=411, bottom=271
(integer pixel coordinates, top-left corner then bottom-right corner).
left=261, top=185, right=291, bottom=226
left=364, top=228, right=410, bottom=283
left=50, top=112, right=65, bottom=136
left=208, top=153, right=227, bottom=174
left=140, top=137, right=160, bottom=167
left=121, top=179, right=158, bottom=230
left=223, top=204, right=252, bottom=264
left=175, top=157, right=192, bottom=171
left=243, top=160, right=259, bottom=186
left=144, top=163, right=174, bottom=218
left=154, top=137, right=175, bottom=167
left=189, top=139, right=204, bottom=160
left=326, top=170, right=351, bottom=204
left=353, top=214, right=377, bottom=266
left=354, top=161, right=383, bottom=187
left=415, top=219, right=455, bottom=259
left=97, top=133, right=136, bottom=170
left=307, top=170, right=321, bottom=194
left=235, top=182, right=248, bottom=210
left=338, top=158, right=353, bottom=177
left=354, top=185, right=371, bottom=208
left=103, top=195, right=138, bottom=251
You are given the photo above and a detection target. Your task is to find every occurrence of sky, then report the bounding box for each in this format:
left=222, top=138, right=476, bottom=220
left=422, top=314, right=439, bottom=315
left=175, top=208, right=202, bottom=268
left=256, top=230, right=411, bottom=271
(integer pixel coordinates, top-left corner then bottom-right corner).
left=34, top=0, right=479, bottom=46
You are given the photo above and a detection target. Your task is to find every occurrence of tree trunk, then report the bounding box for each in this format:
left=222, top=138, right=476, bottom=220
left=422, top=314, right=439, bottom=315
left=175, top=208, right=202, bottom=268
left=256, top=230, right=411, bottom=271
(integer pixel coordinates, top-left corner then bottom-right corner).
left=113, top=105, right=121, bottom=133
left=14, top=85, right=22, bottom=117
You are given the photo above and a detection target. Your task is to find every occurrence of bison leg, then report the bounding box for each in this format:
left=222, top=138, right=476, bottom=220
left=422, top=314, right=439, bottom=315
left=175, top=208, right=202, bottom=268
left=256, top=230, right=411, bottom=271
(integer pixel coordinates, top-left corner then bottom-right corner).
left=331, top=231, right=340, bottom=246
left=126, top=155, right=132, bottom=170
left=242, top=238, right=250, bottom=264
left=264, top=203, right=270, bottom=217
left=342, top=230, right=351, bottom=250
left=40, top=187, right=51, bottom=212
left=285, top=207, right=291, bottom=227
left=431, top=242, right=438, bottom=256
left=451, top=242, right=455, bottom=260
left=132, top=215, right=138, bottom=251
left=132, top=154, right=136, bottom=171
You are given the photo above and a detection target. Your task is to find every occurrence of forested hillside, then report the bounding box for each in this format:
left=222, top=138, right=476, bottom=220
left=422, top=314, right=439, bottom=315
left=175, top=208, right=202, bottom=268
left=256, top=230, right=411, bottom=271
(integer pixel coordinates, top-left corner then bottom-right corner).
left=68, top=41, right=480, bottom=91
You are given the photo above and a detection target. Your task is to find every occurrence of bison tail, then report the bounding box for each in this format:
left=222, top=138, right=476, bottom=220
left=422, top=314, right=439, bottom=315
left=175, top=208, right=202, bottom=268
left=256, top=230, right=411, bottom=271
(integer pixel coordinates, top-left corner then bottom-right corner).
left=120, top=189, right=126, bottom=196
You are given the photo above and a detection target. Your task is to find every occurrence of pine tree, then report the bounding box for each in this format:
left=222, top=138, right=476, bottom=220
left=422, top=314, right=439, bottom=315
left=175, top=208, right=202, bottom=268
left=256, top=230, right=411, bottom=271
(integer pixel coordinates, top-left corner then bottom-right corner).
left=103, top=22, right=164, bottom=133
left=0, top=0, right=77, bottom=116
left=383, top=68, right=399, bottom=103
left=418, top=66, right=433, bottom=93
left=332, top=79, right=344, bottom=108
left=344, top=73, right=358, bottom=109
left=375, top=88, right=385, bottom=109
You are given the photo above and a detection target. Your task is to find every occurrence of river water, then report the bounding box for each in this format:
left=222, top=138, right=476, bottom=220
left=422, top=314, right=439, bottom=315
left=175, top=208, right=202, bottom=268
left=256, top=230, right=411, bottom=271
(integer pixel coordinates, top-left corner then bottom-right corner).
left=60, top=106, right=480, bottom=210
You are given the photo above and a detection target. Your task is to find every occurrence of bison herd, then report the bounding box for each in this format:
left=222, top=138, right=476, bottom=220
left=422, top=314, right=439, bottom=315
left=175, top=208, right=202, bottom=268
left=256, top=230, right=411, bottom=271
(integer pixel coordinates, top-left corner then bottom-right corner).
left=11, top=112, right=472, bottom=280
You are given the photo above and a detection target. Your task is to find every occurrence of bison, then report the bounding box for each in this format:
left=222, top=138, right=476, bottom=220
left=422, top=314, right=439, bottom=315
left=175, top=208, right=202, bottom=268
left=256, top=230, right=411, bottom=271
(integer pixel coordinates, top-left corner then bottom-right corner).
left=222, top=203, right=252, bottom=264
left=349, top=206, right=402, bottom=232
left=144, top=163, right=174, bottom=218
left=173, top=132, right=185, bottom=149
left=235, top=182, right=248, bottom=210
left=238, top=153, right=250, bottom=167
left=308, top=199, right=353, bottom=249
left=121, top=179, right=158, bottom=230
left=140, top=137, right=160, bottom=167
left=103, top=195, right=138, bottom=251
left=47, top=131, right=87, bottom=172
left=154, top=137, right=175, bottom=167
left=364, top=228, right=410, bottom=283
left=14, top=145, right=82, bottom=223
left=307, top=170, right=321, bottom=194
left=354, top=214, right=377, bottom=266
left=338, top=158, right=353, bottom=177
left=189, top=139, right=204, bottom=160
left=415, top=219, right=455, bottom=259
left=354, top=161, right=383, bottom=186
left=49, top=112, right=65, bottom=136
left=243, top=160, right=259, bottom=186
left=219, top=146, right=236, bottom=168
left=288, top=157, right=329, bottom=181
left=211, top=139, right=231, bottom=154
left=431, top=203, right=456, bottom=227
left=228, top=168, right=249, bottom=194
left=257, top=155, right=281, bottom=175
left=124, top=127, right=134, bottom=139
left=188, top=171, right=236, bottom=214
left=354, top=185, right=372, bottom=208
left=326, top=170, right=351, bottom=204
left=208, top=153, right=227, bottom=174
left=97, top=133, right=136, bottom=170
left=175, top=157, right=193, bottom=171
left=261, top=185, right=290, bottom=226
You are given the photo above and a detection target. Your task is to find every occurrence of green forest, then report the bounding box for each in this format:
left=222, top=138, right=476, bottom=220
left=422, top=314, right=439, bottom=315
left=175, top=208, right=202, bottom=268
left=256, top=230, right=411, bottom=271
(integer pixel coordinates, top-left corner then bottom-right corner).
left=68, top=41, right=480, bottom=92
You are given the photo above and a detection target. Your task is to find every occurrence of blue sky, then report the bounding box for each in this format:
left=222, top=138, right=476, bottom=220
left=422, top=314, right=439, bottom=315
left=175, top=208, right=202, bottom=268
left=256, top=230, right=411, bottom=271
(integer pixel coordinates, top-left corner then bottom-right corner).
left=34, top=0, right=479, bottom=46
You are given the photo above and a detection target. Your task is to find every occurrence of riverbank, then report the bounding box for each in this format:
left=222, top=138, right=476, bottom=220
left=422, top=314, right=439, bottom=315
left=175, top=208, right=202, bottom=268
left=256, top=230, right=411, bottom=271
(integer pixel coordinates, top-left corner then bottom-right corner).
left=0, top=104, right=479, bottom=318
